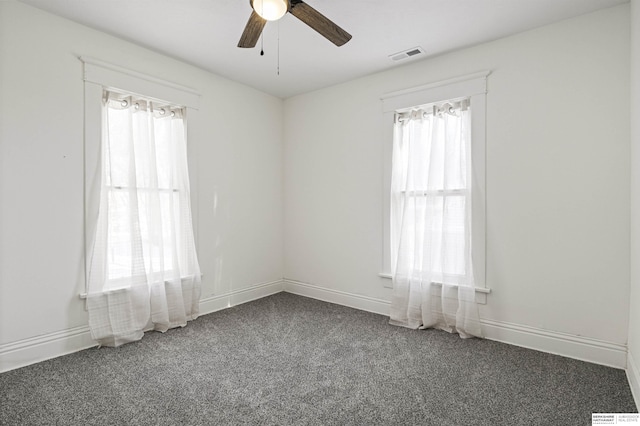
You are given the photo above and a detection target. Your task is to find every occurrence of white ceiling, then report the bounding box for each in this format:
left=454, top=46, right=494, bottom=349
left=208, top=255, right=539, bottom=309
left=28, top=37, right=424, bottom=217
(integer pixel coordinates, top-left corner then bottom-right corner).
left=20, top=0, right=628, bottom=98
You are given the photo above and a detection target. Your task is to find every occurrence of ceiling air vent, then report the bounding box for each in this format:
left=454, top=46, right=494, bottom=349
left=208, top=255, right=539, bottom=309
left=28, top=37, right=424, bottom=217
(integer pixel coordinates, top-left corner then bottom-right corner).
left=389, top=46, right=425, bottom=62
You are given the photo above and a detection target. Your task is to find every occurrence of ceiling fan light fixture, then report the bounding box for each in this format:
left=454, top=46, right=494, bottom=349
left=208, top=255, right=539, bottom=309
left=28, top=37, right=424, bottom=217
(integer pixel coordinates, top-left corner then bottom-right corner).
left=252, top=0, right=288, bottom=21
left=238, top=0, right=351, bottom=49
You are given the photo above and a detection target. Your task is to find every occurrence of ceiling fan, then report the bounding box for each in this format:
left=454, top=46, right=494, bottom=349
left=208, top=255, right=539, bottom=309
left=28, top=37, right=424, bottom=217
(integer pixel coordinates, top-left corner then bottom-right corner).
left=238, top=0, right=352, bottom=48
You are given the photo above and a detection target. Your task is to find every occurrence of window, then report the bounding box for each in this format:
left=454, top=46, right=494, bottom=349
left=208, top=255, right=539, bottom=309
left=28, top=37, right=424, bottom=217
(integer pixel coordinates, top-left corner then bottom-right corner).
left=82, top=58, right=202, bottom=346
left=101, top=91, right=195, bottom=287
left=392, top=99, right=471, bottom=284
left=381, top=72, right=488, bottom=300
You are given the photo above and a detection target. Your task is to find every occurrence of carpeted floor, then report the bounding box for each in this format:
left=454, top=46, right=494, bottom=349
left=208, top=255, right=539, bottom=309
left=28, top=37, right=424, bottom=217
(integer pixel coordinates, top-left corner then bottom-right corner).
left=0, top=292, right=637, bottom=425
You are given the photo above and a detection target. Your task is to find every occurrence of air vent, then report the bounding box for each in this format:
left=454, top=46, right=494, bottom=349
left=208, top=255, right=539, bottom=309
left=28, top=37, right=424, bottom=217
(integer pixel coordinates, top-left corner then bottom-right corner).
left=389, top=46, right=425, bottom=62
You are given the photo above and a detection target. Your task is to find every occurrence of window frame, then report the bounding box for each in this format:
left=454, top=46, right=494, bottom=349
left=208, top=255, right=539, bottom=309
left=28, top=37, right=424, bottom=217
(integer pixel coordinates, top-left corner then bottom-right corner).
left=380, top=71, right=489, bottom=300
left=82, top=57, right=201, bottom=296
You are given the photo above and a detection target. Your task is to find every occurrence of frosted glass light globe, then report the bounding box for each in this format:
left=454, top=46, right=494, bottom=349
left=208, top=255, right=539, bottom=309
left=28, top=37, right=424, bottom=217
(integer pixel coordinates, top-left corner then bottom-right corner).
left=252, top=0, right=288, bottom=21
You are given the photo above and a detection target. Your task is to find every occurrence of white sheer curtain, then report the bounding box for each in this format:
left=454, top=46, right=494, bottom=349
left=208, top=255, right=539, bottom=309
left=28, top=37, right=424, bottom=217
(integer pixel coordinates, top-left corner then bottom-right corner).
left=389, top=99, right=481, bottom=338
left=86, top=91, right=201, bottom=347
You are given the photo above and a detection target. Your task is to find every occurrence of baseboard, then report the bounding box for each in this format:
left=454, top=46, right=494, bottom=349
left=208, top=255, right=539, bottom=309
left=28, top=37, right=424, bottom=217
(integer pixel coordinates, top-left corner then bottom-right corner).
left=628, top=350, right=640, bottom=409
left=198, top=279, right=284, bottom=316
left=0, top=325, right=96, bottom=373
left=2, top=279, right=628, bottom=374
left=283, top=278, right=391, bottom=316
left=284, top=278, right=627, bottom=369
left=0, top=279, right=285, bottom=373
left=481, top=319, right=627, bottom=369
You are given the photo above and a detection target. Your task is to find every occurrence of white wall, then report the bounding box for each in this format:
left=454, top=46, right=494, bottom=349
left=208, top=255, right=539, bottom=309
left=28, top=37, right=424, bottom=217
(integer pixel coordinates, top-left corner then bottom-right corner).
left=284, top=5, right=631, bottom=365
left=628, top=0, right=640, bottom=408
left=0, top=1, right=283, bottom=363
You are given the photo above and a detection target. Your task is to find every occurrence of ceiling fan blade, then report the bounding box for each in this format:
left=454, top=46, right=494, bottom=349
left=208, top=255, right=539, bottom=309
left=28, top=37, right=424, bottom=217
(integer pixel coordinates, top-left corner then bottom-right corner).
left=238, top=11, right=267, bottom=48
left=289, top=1, right=352, bottom=47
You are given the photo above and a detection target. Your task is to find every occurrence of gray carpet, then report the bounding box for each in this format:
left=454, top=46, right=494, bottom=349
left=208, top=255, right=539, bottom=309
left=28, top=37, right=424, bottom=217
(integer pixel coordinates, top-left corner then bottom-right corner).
left=0, top=292, right=637, bottom=425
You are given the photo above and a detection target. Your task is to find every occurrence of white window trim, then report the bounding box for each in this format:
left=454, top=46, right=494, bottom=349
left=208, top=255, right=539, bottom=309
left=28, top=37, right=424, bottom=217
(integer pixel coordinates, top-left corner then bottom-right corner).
left=380, top=71, right=490, bottom=302
left=81, top=56, right=200, bottom=109
left=81, top=57, right=201, bottom=299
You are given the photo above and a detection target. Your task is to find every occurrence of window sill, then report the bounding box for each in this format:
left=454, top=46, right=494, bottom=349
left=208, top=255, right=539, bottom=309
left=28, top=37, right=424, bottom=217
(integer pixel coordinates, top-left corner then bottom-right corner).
left=379, top=272, right=490, bottom=304
left=79, top=274, right=203, bottom=299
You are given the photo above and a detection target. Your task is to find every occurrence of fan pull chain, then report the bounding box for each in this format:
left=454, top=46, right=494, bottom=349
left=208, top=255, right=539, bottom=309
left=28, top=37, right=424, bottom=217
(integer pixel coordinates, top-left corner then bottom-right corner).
left=260, top=0, right=265, bottom=55
left=277, top=21, right=280, bottom=75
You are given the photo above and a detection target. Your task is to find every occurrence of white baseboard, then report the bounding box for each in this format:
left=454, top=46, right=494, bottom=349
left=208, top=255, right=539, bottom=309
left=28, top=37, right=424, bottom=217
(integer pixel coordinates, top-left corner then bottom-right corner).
left=1, top=278, right=629, bottom=376
left=0, top=325, right=96, bottom=373
left=628, top=350, right=640, bottom=409
left=198, top=279, right=284, bottom=316
left=283, top=278, right=628, bottom=369
left=0, top=279, right=285, bottom=373
left=283, top=278, right=391, bottom=316
left=481, top=319, right=627, bottom=369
